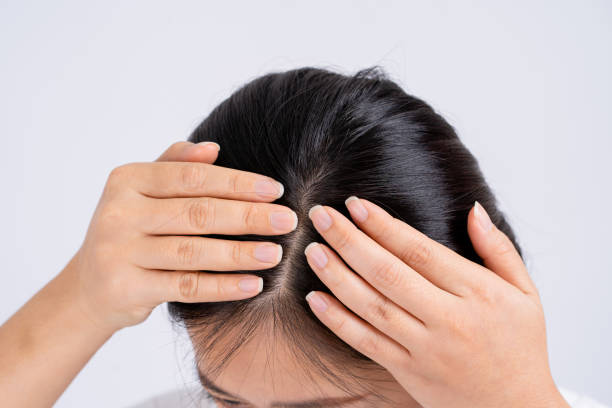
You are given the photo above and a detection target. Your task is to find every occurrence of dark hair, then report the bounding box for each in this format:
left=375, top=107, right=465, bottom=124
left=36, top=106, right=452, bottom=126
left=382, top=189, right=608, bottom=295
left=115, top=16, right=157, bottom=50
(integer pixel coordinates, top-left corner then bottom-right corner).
left=168, top=66, right=522, bottom=402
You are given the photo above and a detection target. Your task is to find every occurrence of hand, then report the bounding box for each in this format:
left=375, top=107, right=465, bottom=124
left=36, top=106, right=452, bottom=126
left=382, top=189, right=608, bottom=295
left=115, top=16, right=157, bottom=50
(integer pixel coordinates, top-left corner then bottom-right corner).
left=303, top=198, right=569, bottom=408
left=71, top=141, right=298, bottom=332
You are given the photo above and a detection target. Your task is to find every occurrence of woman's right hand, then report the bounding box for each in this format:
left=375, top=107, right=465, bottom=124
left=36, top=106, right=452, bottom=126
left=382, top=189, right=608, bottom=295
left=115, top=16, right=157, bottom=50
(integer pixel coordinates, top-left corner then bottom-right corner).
left=71, top=141, right=297, bottom=332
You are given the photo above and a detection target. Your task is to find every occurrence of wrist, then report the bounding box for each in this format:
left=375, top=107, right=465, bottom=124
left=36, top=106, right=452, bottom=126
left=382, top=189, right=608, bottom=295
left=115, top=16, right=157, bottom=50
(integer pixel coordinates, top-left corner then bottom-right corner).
left=0, top=253, right=116, bottom=407
left=59, top=250, right=123, bottom=336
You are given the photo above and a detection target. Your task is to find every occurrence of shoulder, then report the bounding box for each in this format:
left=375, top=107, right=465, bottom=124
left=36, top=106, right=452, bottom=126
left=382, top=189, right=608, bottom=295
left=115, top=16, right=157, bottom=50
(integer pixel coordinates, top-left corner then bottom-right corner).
left=126, top=386, right=216, bottom=408
left=559, top=387, right=610, bottom=408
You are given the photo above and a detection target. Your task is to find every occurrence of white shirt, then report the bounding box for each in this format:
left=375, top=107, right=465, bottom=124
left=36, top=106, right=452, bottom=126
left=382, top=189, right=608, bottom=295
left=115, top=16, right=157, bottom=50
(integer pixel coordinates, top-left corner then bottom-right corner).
left=127, top=386, right=609, bottom=408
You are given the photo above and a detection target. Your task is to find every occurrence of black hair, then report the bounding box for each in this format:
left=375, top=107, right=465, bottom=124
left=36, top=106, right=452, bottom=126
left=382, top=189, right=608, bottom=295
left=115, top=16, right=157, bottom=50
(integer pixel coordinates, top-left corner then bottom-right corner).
left=167, top=66, right=522, bottom=404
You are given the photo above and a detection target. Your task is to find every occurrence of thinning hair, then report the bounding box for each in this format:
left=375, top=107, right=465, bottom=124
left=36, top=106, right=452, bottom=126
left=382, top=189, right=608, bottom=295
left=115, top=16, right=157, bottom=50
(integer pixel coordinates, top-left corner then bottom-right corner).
left=167, top=66, right=522, bottom=401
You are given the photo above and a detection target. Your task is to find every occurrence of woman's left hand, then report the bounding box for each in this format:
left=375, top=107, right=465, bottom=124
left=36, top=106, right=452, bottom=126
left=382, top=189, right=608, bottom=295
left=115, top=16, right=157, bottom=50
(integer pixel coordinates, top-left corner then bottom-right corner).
left=304, top=198, right=569, bottom=408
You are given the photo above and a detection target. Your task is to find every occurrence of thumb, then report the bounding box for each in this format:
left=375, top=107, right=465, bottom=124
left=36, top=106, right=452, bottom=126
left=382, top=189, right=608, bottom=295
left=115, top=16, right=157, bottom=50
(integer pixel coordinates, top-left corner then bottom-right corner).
left=155, top=141, right=220, bottom=163
left=467, top=201, right=537, bottom=296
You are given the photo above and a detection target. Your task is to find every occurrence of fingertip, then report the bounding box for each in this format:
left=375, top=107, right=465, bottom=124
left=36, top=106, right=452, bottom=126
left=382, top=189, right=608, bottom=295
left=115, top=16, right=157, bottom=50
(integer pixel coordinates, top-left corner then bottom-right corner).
left=238, top=275, right=263, bottom=295
left=474, top=201, right=494, bottom=233
left=185, top=142, right=220, bottom=163
left=345, top=195, right=369, bottom=222
left=467, top=202, right=490, bottom=253
left=197, top=141, right=220, bottom=151
left=305, top=290, right=329, bottom=313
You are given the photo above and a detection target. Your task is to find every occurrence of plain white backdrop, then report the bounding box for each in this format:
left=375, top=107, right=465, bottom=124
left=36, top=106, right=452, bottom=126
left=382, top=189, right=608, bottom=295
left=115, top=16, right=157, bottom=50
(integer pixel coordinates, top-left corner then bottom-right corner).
left=1, top=1, right=611, bottom=406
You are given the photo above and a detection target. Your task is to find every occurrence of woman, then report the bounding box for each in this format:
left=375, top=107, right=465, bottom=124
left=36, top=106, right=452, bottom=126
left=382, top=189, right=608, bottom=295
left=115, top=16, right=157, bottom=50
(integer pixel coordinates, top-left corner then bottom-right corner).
left=0, top=67, right=606, bottom=407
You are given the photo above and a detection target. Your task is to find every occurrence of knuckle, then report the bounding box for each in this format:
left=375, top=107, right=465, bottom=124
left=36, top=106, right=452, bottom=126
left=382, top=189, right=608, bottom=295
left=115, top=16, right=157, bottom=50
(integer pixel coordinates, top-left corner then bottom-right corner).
left=105, top=164, right=132, bottom=193
left=366, top=295, right=396, bottom=325
left=334, top=229, right=353, bottom=251
left=178, top=271, right=200, bottom=299
left=375, top=217, right=399, bottom=240
left=97, top=203, right=125, bottom=225
left=176, top=239, right=201, bottom=267
left=241, top=203, right=259, bottom=230
left=470, top=281, right=498, bottom=305
left=229, top=241, right=243, bottom=265
left=372, top=259, right=404, bottom=288
left=214, top=275, right=230, bottom=298
left=180, top=164, right=208, bottom=190
left=401, top=236, right=432, bottom=269
left=330, top=315, right=348, bottom=334
left=108, top=163, right=131, bottom=181
left=227, top=172, right=240, bottom=194
left=492, top=233, right=515, bottom=258
left=357, top=333, right=383, bottom=357
left=187, top=198, right=214, bottom=232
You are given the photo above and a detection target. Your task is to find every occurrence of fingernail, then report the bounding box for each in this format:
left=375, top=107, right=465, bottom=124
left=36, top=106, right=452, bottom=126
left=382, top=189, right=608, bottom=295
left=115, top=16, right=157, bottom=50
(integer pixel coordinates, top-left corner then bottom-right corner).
left=306, top=291, right=328, bottom=313
left=474, top=201, right=493, bottom=232
left=254, top=243, right=282, bottom=263
left=238, top=276, right=263, bottom=293
left=345, top=196, right=368, bottom=222
left=308, top=205, right=332, bottom=231
left=255, top=179, right=284, bottom=198
left=197, top=141, right=220, bottom=151
left=304, top=242, right=328, bottom=269
left=270, top=211, right=298, bottom=231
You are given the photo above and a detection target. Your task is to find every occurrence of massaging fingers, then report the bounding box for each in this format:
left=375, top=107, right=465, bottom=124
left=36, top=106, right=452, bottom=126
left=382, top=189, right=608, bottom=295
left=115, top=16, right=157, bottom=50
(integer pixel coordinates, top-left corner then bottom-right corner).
left=105, top=161, right=284, bottom=202
left=139, top=196, right=298, bottom=235
left=343, top=197, right=498, bottom=297
left=304, top=242, right=427, bottom=350
left=467, top=202, right=538, bottom=295
left=305, top=290, right=412, bottom=372
left=141, top=269, right=264, bottom=304
left=308, top=205, right=456, bottom=323
left=131, top=235, right=283, bottom=271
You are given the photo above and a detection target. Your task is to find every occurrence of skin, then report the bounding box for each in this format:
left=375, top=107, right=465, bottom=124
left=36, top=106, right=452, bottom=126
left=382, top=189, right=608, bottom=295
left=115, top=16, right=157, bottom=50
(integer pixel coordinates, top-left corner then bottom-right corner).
left=0, top=141, right=297, bottom=407
left=302, top=198, right=571, bottom=408
left=0, top=141, right=570, bottom=408
left=192, top=200, right=572, bottom=408
left=192, top=324, right=421, bottom=407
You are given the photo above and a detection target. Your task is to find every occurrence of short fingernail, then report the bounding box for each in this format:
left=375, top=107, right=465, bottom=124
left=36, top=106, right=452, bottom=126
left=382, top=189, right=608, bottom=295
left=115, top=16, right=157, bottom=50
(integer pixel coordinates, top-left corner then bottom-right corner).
left=254, top=243, right=282, bottom=263
left=306, top=291, right=328, bottom=313
left=304, top=242, right=328, bottom=269
left=196, top=141, right=220, bottom=151
left=308, top=205, right=332, bottom=231
left=238, top=276, right=263, bottom=293
left=255, top=179, right=284, bottom=199
left=270, top=211, right=298, bottom=231
left=345, top=196, right=368, bottom=222
left=474, top=201, right=493, bottom=232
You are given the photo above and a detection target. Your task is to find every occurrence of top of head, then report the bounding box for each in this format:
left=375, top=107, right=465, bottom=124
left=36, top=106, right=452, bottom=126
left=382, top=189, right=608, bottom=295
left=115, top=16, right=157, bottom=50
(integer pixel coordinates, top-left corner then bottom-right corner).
left=167, top=66, right=521, bottom=392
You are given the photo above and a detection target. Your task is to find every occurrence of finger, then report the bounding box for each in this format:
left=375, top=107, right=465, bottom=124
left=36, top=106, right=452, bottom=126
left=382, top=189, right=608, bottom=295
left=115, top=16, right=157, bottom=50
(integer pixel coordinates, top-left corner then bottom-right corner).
left=155, top=141, right=220, bottom=163
left=304, top=242, right=427, bottom=350
left=110, top=161, right=284, bottom=202
left=344, top=196, right=493, bottom=297
left=140, top=196, right=298, bottom=236
left=467, top=201, right=537, bottom=295
left=308, top=204, right=455, bottom=323
left=142, top=269, right=264, bottom=303
left=305, top=290, right=412, bottom=372
left=132, top=235, right=283, bottom=271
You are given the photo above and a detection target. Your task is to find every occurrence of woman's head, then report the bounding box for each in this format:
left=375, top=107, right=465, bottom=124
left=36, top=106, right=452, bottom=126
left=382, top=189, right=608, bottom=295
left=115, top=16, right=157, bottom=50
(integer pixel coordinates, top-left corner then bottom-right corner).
left=168, top=66, right=521, bottom=407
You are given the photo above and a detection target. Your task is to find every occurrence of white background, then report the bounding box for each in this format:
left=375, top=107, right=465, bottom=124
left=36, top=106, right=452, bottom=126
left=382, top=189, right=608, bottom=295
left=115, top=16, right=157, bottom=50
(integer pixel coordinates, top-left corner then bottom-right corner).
left=1, top=1, right=611, bottom=406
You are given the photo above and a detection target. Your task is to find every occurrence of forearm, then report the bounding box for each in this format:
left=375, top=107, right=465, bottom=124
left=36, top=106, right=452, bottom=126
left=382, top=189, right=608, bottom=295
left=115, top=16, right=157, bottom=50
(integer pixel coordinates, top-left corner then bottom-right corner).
left=0, top=254, right=116, bottom=407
